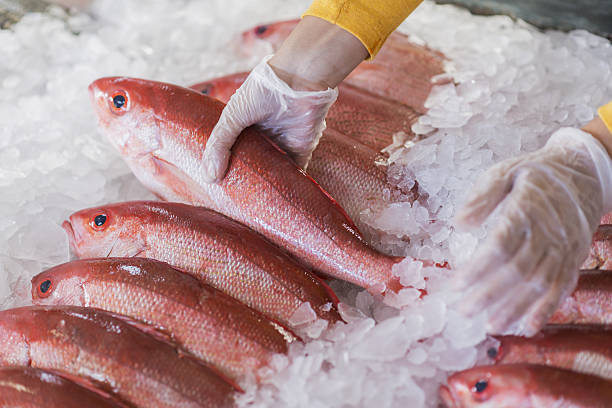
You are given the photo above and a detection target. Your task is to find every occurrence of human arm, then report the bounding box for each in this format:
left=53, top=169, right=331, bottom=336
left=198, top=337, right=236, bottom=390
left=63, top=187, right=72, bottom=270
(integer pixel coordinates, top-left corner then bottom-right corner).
left=452, top=101, right=612, bottom=336
left=202, top=0, right=423, bottom=183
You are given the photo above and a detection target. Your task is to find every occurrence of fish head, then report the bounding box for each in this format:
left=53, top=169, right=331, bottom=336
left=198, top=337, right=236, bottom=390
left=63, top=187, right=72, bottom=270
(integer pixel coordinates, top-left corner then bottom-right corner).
left=239, top=19, right=298, bottom=55
left=89, top=76, right=163, bottom=161
left=192, top=72, right=247, bottom=104
left=31, top=261, right=89, bottom=307
left=440, top=365, right=530, bottom=407
left=62, top=202, right=148, bottom=259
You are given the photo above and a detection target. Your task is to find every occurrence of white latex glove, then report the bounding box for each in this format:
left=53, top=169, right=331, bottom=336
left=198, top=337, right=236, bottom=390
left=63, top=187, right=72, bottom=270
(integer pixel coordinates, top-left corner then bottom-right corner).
left=202, top=55, right=338, bottom=183
left=453, top=127, right=612, bottom=336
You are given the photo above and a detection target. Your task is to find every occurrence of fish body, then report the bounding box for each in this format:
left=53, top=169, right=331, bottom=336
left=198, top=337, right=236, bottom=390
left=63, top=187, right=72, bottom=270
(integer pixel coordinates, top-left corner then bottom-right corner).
left=0, top=366, right=123, bottom=408
left=490, top=325, right=612, bottom=380
left=32, top=257, right=298, bottom=382
left=62, top=201, right=341, bottom=325
left=0, top=306, right=237, bottom=408
left=89, top=77, right=403, bottom=293
left=582, top=225, right=612, bottom=269
left=549, top=270, right=612, bottom=325
left=440, top=363, right=612, bottom=407
left=190, top=73, right=420, bottom=152
left=239, top=19, right=446, bottom=112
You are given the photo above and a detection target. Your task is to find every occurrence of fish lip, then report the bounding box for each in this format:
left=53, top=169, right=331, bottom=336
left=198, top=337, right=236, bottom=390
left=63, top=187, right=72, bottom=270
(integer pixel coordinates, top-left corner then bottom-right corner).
left=439, top=385, right=457, bottom=408
left=62, top=220, right=77, bottom=255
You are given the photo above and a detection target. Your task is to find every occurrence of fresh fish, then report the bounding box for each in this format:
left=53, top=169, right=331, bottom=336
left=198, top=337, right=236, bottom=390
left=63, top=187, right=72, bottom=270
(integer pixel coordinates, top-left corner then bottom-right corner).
left=0, top=366, right=124, bottom=408
left=582, top=225, right=612, bottom=269
left=239, top=19, right=446, bottom=112
left=488, top=325, right=612, bottom=380
left=191, top=75, right=420, bottom=233
left=62, top=201, right=341, bottom=325
left=89, top=77, right=406, bottom=293
left=439, top=363, right=612, bottom=408
left=0, top=306, right=237, bottom=408
left=190, top=72, right=421, bottom=152
left=31, top=257, right=299, bottom=383
left=549, top=270, right=612, bottom=325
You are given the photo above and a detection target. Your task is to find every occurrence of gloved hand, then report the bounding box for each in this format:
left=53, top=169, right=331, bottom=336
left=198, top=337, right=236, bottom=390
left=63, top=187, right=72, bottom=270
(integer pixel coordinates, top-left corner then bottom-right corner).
left=452, top=127, right=612, bottom=336
left=202, top=56, right=338, bottom=183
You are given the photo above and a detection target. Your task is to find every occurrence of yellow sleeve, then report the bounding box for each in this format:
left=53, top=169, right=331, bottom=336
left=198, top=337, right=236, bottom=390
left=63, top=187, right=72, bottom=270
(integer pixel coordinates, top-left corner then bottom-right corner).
left=303, top=0, right=423, bottom=59
left=599, top=101, right=612, bottom=135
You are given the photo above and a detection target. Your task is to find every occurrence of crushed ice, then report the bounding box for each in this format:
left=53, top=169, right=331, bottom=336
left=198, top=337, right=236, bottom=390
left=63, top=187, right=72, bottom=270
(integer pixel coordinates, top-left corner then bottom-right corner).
left=1, top=1, right=611, bottom=407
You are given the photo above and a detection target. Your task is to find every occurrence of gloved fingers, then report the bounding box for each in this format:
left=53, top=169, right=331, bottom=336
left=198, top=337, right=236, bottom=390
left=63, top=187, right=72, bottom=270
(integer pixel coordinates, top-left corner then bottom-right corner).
left=202, top=108, right=260, bottom=183
left=519, top=258, right=576, bottom=336
left=482, top=247, right=548, bottom=335
left=456, top=235, right=539, bottom=323
left=455, top=161, right=516, bottom=229
left=452, top=218, right=527, bottom=292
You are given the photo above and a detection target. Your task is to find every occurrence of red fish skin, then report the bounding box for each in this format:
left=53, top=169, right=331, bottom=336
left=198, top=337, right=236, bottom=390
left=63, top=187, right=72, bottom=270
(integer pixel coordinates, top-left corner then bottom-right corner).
left=0, top=306, right=237, bottom=408
left=239, top=19, right=446, bottom=112
left=582, top=225, right=612, bottom=269
left=190, top=77, right=420, bottom=238
left=89, top=77, right=404, bottom=293
left=31, top=258, right=298, bottom=383
left=549, top=270, right=612, bottom=325
left=0, top=367, right=125, bottom=408
left=62, top=201, right=342, bottom=325
left=190, top=73, right=421, bottom=152
left=490, top=325, right=612, bottom=380
left=440, top=363, right=612, bottom=408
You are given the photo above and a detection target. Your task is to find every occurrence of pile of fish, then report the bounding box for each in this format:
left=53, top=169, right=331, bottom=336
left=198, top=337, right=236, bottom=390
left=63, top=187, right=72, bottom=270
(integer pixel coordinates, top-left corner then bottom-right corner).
left=2, top=17, right=612, bottom=408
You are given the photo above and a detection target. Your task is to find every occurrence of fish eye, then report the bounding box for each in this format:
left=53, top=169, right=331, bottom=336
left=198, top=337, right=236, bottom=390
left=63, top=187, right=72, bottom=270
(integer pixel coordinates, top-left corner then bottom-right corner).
left=473, top=380, right=488, bottom=393
left=200, top=84, right=212, bottom=95
left=38, top=279, right=52, bottom=296
left=90, top=213, right=108, bottom=230
left=255, top=25, right=268, bottom=36
left=109, top=90, right=129, bottom=114
left=487, top=347, right=498, bottom=358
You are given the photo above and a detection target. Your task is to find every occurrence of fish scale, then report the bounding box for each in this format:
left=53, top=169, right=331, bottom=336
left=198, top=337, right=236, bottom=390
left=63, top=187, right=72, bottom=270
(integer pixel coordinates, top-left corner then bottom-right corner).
left=63, top=201, right=341, bottom=327
left=32, top=258, right=297, bottom=383
left=0, top=306, right=237, bottom=408
left=491, top=325, right=612, bottom=380
left=89, top=77, right=405, bottom=293
left=0, top=367, right=124, bottom=408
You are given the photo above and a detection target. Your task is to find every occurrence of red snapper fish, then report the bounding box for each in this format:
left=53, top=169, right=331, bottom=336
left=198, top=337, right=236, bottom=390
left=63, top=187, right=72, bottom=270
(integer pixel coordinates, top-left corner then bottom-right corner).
left=0, top=367, right=125, bottom=408
left=32, top=257, right=298, bottom=383
left=0, top=306, right=237, bottom=408
left=489, top=325, right=612, bottom=380
left=62, top=201, right=341, bottom=326
left=439, top=364, right=612, bottom=407
left=549, top=270, right=612, bottom=325
left=191, top=75, right=419, bottom=237
left=190, top=72, right=421, bottom=152
left=89, top=77, right=405, bottom=293
left=582, top=225, right=612, bottom=269
left=240, top=19, right=447, bottom=113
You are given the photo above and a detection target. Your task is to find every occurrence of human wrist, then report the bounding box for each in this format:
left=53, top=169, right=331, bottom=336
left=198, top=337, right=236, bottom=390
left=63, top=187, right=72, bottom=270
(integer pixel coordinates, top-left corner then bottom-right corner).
left=582, top=116, right=612, bottom=159
left=268, top=16, right=368, bottom=91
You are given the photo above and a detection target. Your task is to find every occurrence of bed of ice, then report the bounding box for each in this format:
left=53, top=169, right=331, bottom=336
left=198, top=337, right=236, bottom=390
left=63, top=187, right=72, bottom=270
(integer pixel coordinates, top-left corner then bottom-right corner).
left=1, top=1, right=611, bottom=407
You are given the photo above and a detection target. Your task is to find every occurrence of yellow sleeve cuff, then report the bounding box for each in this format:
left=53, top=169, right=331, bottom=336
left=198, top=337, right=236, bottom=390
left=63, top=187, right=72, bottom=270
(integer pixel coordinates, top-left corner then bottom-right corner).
left=303, top=0, right=423, bottom=59
left=598, top=101, right=612, bottom=135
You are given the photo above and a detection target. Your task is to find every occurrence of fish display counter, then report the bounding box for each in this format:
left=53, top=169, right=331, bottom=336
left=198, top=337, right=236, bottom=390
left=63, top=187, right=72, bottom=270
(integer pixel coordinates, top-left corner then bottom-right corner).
left=0, top=0, right=611, bottom=407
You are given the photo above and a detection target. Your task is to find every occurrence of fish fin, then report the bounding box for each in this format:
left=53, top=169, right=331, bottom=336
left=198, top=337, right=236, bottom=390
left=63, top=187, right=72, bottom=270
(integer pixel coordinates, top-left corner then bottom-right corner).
left=149, top=154, right=212, bottom=206
left=176, top=348, right=245, bottom=393
left=103, top=311, right=177, bottom=345
left=43, top=369, right=131, bottom=407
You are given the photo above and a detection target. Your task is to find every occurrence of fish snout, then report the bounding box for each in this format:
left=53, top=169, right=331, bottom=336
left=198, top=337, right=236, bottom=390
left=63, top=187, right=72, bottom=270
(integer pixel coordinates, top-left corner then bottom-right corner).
left=439, top=385, right=457, bottom=408
left=62, top=220, right=79, bottom=256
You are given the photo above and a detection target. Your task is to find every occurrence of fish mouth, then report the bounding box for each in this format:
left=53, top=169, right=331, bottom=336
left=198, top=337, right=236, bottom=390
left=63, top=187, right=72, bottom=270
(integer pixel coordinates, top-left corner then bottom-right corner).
left=62, top=220, right=78, bottom=256
left=439, top=385, right=457, bottom=408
